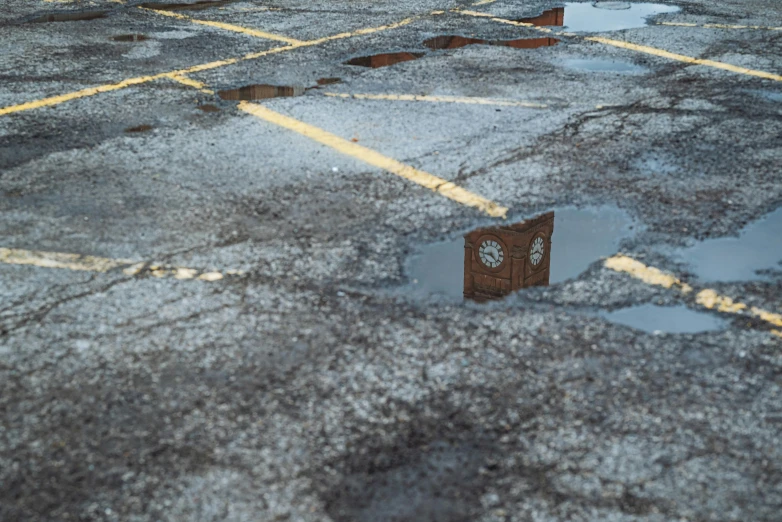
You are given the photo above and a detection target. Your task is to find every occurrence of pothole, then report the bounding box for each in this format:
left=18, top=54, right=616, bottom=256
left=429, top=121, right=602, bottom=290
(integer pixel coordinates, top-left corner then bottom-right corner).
left=112, top=34, right=148, bottom=42
left=345, top=52, right=425, bottom=69
left=218, top=84, right=306, bottom=101
left=675, top=206, right=782, bottom=283
left=139, top=0, right=238, bottom=11
left=516, top=2, right=679, bottom=32
left=407, top=207, right=635, bottom=302
left=601, top=304, right=726, bottom=334
left=29, top=11, right=108, bottom=23
left=424, top=35, right=559, bottom=50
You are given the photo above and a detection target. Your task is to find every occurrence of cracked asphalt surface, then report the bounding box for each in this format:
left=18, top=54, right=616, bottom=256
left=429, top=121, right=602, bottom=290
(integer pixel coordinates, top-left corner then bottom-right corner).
left=1, top=1, right=782, bottom=521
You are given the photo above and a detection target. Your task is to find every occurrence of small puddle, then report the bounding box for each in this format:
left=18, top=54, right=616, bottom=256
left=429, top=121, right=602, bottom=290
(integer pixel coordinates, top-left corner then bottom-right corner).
left=29, top=11, right=107, bottom=23
left=345, top=52, right=425, bottom=69
left=424, top=35, right=559, bottom=50
left=112, top=34, right=148, bottom=42
left=197, top=104, right=220, bottom=112
left=601, top=304, right=726, bottom=334
left=563, top=58, right=647, bottom=74
left=676, top=206, right=782, bottom=282
left=516, top=2, right=679, bottom=33
left=139, top=0, right=237, bottom=11
left=218, top=84, right=305, bottom=101
left=316, top=77, right=342, bottom=86
left=124, top=124, right=154, bottom=133
left=408, top=207, right=635, bottom=302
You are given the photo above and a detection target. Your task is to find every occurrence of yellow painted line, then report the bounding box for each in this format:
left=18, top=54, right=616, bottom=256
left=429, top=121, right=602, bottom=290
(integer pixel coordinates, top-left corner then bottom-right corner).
left=585, top=36, right=782, bottom=82
left=457, top=10, right=782, bottom=82
left=0, top=14, right=428, bottom=117
left=165, top=73, right=215, bottom=94
left=0, top=247, right=240, bottom=281
left=473, top=0, right=498, bottom=5
left=659, top=21, right=782, bottom=31
left=140, top=7, right=304, bottom=44
left=773, top=330, right=782, bottom=339
left=604, top=254, right=782, bottom=334
left=237, top=102, right=508, bottom=218
left=323, top=92, right=548, bottom=108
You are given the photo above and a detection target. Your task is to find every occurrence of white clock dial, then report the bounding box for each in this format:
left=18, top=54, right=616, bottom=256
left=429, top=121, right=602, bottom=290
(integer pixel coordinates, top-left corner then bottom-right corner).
left=478, top=240, right=504, bottom=268
left=530, top=237, right=545, bottom=265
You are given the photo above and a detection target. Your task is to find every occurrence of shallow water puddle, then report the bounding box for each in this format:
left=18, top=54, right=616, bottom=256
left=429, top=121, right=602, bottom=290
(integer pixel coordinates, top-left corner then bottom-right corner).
left=112, top=34, right=149, bottom=42
left=424, top=35, right=559, bottom=50
left=601, top=304, right=726, bottom=333
left=676, top=206, right=782, bottom=282
left=345, top=52, right=425, bottom=69
left=516, top=2, right=679, bottom=33
left=139, top=0, right=237, bottom=11
left=29, top=11, right=107, bottom=23
left=408, top=207, right=634, bottom=302
left=218, top=84, right=305, bottom=100
left=563, top=58, right=647, bottom=73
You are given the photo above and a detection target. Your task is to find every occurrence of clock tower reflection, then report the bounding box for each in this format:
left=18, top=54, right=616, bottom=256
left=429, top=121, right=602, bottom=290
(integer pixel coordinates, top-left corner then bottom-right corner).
left=463, top=212, right=554, bottom=302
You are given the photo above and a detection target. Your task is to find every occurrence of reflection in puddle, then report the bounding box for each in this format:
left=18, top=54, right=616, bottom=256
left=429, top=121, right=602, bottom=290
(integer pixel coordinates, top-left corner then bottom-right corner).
left=516, top=3, right=679, bottom=33
left=601, top=304, right=726, bottom=334
left=408, top=207, right=634, bottom=302
left=564, top=58, right=647, bottom=74
left=345, top=52, right=425, bottom=69
left=125, top=124, right=154, bottom=133
left=30, top=11, right=107, bottom=23
left=139, top=0, right=236, bottom=11
left=197, top=104, right=220, bottom=112
left=316, top=77, right=342, bottom=86
left=112, top=34, right=148, bottom=42
left=424, top=35, right=559, bottom=50
left=677, top=207, right=782, bottom=282
left=218, top=84, right=305, bottom=101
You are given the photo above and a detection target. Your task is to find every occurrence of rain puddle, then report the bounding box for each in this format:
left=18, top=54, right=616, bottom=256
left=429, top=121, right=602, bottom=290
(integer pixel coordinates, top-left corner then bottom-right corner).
left=29, top=11, right=107, bottom=23
left=407, top=207, right=635, bottom=302
left=601, top=304, right=726, bottom=334
left=124, top=124, right=154, bottom=133
left=317, top=77, right=342, bottom=86
left=563, top=58, right=647, bottom=74
left=345, top=52, right=425, bottom=69
left=424, top=35, right=559, bottom=50
left=112, top=34, right=148, bottom=42
left=218, top=84, right=305, bottom=101
left=139, top=0, right=237, bottom=11
left=676, top=206, right=782, bottom=282
left=197, top=103, right=220, bottom=112
left=516, top=2, right=679, bottom=32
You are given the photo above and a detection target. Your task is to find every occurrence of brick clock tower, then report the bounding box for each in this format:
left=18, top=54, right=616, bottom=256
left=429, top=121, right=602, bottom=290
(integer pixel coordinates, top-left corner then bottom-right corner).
left=463, top=212, right=555, bottom=301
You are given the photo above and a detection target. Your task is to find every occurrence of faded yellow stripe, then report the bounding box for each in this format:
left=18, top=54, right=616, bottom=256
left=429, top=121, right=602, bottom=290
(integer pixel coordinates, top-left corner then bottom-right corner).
left=0, top=13, right=429, bottom=117
left=237, top=102, right=508, bottom=218
left=604, top=254, right=782, bottom=334
left=457, top=10, right=782, bottom=82
left=323, top=92, right=548, bottom=108
left=140, top=7, right=304, bottom=44
left=585, top=36, right=782, bottom=82
left=166, top=73, right=214, bottom=93
left=659, top=21, right=782, bottom=31
left=772, top=330, right=782, bottom=339
left=0, top=247, right=240, bottom=281
left=472, top=0, right=498, bottom=5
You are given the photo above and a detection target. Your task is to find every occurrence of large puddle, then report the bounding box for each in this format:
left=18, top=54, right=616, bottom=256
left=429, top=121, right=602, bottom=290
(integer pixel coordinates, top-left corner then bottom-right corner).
left=516, top=2, right=679, bottom=33
left=676, top=206, right=782, bottom=282
left=601, top=304, right=726, bottom=334
left=407, top=207, right=635, bottom=302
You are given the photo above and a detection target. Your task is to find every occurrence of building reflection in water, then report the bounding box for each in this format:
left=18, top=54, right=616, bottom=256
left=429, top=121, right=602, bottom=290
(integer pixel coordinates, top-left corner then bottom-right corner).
left=463, top=212, right=554, bottom=302
left=516, top=7, right=565, bottom=27
left=218, top=84, right=305, bottom=100
left=346, top=52, right=425, bottom=68
left=424, top=35, right=559, bottom=50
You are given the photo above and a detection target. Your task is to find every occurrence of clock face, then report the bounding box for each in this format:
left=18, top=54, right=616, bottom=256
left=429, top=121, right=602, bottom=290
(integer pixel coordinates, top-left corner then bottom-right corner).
left=479, top=240, right=504, bottom=268
left=530, top=236, right=545, bottom=266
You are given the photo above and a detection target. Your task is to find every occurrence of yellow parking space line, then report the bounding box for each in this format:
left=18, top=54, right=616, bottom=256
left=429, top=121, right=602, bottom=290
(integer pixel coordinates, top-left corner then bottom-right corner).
left=473, top=0, right=498, bottom=5
left=773, top=330, right=782, bottom=339
left=457, top=10, right=782, bottom=82
left=238, top=102, right=508, bottom=218
left=140, top=7, right=305, bottom=44
left=604, top=254, right=782, bottom=334
left=659, top=21, right=782, bottom=31
left=165, top=73, right=215, bottom=94
left=323, top=92, right=548, bottom=108
left=0, top=247, right=240, bottom=282
left=585, top=36, right=782, bottom=82
left=0, top=13, right=431, bottom=117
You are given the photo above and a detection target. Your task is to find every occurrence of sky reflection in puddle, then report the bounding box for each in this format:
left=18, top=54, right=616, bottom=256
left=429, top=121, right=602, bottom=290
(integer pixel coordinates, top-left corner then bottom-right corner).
left=601, top=304, right=726, bottom=333
left=517, top=3, right=679, bottom=33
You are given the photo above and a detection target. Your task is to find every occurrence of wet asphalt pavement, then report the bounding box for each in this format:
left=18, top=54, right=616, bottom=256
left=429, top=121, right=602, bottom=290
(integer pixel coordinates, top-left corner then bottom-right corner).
left=2, top=1, right=782, bottom=521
